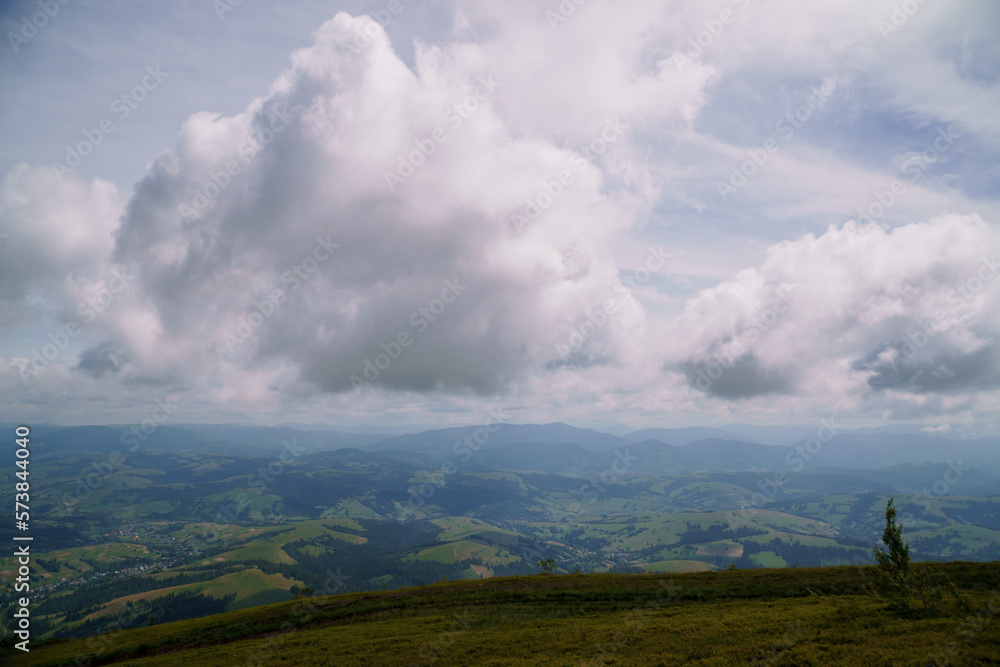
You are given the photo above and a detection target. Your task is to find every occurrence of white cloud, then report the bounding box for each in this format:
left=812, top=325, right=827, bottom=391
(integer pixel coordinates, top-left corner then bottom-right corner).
left=1, top=2, right=998, bottom=431
left=78, top=12, right=685, bottom=399
left=666, top=214, right=1000, bottom=421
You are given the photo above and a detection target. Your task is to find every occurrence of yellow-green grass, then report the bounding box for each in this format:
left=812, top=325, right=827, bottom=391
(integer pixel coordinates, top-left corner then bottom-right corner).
left=30, top=543, right=159, bottom=580
left=433, top=516, right=520, bottom=541
left=464, top=472, right=532, bottom=489
left=76, top=568, right=303, bottom=624
left=639, top=560, right=717, bottom=573
left=319, top=499, right=381, bottom=519
left=10, top=562, right=1000, bottom=666
left=81, top=584, right=203, bottom=622
left=695, top=540, right=743, bottom=557
left=909, top=523, right=1000, bottom=554
left=750, top=551, right=788, bottom=568
left=213, top=519, right=366, bottom=565
left=102, top=475, right=156, bottom=489
left=409, top=540, right=515, bottom=566
left=742, top=509, right=840, bottom=538
left=548, top=510, right=840, bottom=555
left=742, top=531, right=844, bottom=548
left=108, top=501, right=176, bottom=520
left=668, top=481, right=754, bottom=501
left=199, top=568, right=302, bottom=603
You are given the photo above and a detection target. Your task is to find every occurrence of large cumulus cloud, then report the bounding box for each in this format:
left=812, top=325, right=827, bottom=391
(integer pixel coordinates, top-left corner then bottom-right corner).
left=84, top=12, right=706, bottom=396
left=667, top=214, right=1000, bottom=408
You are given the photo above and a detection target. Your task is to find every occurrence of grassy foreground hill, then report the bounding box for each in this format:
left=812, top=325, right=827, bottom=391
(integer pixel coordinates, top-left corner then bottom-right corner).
left=7, top=562, right=1000, bottom=666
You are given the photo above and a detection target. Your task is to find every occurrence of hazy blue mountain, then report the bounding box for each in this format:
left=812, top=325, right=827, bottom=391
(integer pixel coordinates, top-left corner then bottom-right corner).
left=299, top=447, right=436, bottom=468
left=275, top=422, right=424, bottom=436
left=811, top=462, right=1000, bottom=495
left=679, top=438, right=802, bottom=472
left=590, top=424, right=636, bottom=436
left=613, top=439, right=699, bottom=474
left=38, top=425, right=160, bottom=454
left=717, top=424, right=819, bottom=447
left=367, top=422, right=629, bottom=456
left=0, top=422, right=64, bottom=437
left=623, top=427, right=750, bottom=446
left=848, top=424, right=939, bottom=436
left=173, top=424, right=385, bottom=454
left=478, top=442, right=594, bottom=473
left=31, top=423, right=384, bottom=457
left=772, top=470, right=899, bottom=495
left=796, top=433, right=1000, bottom=469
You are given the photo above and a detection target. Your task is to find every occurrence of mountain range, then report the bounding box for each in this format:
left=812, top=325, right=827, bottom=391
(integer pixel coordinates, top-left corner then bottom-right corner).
left=4, top=420, right=998, bottom=475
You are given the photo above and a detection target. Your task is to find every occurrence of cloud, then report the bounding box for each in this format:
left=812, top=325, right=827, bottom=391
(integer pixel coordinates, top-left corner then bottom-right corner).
left=679, top=352, right=793, bottom=399
left=667, top=214, right=1000, bottom=403
left=1, top=3, right=998, bottom=432
left=0, top=164, right=121, bottom=320
left=86, top=11, right=702, bottom=397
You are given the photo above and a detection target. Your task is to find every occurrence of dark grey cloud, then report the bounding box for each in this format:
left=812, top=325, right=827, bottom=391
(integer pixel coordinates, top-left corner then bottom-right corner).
left=678, top=352, right=793, bottom=399
left=76, top=342, right=125, bottom=379
left=854, top=338, right=1000, bottom=393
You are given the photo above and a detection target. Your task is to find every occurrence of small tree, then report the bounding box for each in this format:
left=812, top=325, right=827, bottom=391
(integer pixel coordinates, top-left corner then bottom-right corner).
left=537, top=557, right=556, bottom=574
left=871, top=497, right=910, bottom=613
left=871, top=498, right=967, bottom=616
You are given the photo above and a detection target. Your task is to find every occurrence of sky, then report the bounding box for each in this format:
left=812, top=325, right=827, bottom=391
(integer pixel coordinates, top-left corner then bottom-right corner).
left=1, top=0, right=999, bottom=433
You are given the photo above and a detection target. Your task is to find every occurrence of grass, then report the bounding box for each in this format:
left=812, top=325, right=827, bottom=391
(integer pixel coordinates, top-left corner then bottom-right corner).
left=639, top=560, right=717, bottom=573
left=199, top=568, right=301, bottom=604
left=9, top=561, right=1000, bottom=666
left=27, top=543, right=160, bottom=580
left=210, top=519, right=366, bottom=565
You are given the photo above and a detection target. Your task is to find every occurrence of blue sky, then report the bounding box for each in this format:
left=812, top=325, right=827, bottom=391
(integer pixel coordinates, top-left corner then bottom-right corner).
left=1, top=0, right=998, bottom=433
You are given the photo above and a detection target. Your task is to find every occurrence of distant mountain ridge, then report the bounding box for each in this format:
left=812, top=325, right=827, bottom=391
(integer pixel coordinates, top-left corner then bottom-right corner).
left=6, top=420, right=998, bottom=471
left=366, top=422, right=629, bottom=456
